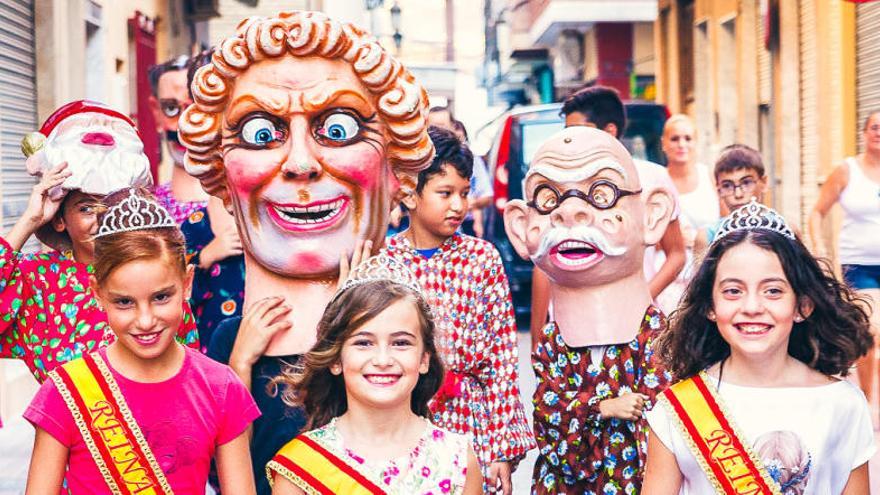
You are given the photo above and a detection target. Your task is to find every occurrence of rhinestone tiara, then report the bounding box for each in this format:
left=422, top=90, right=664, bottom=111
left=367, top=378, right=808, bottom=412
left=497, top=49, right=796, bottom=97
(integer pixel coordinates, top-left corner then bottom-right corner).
left=335, top=253, right=423, bottom=298
left=93, top=189, right=177, bottom=239
left=713, top=198, right=795, bottom=242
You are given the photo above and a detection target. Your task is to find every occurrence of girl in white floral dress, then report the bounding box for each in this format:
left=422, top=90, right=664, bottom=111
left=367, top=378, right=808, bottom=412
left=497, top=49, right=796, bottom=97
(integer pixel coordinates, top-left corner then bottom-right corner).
left=267, top=255, right=482, bottom=494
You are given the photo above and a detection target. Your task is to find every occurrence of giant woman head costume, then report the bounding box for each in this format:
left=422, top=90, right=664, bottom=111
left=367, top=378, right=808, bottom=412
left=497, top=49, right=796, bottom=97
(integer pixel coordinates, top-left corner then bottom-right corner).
left=179, top=11, right=433, bottom=354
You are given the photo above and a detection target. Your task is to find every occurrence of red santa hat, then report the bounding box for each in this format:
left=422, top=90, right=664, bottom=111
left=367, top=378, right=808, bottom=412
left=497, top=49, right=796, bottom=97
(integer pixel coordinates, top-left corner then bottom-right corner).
left=39, top=100, right=137, bottom=138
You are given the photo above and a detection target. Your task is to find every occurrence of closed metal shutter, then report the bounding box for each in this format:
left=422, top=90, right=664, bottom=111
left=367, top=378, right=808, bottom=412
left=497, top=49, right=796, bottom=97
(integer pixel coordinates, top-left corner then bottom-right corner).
left=799, top=0, right=817, bottom=227
left=0, top=0, right=37, bottom=248
left=857, top=3, right=880, bottom=152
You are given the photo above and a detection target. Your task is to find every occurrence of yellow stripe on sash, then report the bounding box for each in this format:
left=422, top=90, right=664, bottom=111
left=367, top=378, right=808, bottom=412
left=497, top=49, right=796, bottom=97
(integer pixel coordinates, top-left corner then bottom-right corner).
left=50, top=353, right=173, bottom=495
left=268, top=436, right=387, bottom=495
left=661, top=374, right=782, bottom=495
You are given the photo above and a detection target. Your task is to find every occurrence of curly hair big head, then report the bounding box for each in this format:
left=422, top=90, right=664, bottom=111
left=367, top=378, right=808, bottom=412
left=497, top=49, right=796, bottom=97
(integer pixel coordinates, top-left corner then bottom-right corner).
left=273, top=279, right=444, bottom=430
left=657, top=228, right=873, bottom=379
left=178, top=10, right=434, bottom=205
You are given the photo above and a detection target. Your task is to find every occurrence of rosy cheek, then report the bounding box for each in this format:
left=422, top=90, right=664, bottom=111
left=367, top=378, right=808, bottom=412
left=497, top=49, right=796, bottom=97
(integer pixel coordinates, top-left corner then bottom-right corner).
left=322, top=145, right=384, bottom=189
left=224, top=150, right=281, bottom=195
left=287, top=251, right=332, bottom=269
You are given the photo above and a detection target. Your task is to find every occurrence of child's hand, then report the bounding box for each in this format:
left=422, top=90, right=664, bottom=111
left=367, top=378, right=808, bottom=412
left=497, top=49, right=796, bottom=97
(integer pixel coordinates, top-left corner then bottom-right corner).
left=23, top=162, right=71, bottom=228
left=486, top=461, right=512, bottom=494
left=199, top=224, right=243, bottom=268
left=599, top=392, right=650, bottom=421
left=336, top=239, right=373, bottom=290
left=229, top=296, right=291, bottom=374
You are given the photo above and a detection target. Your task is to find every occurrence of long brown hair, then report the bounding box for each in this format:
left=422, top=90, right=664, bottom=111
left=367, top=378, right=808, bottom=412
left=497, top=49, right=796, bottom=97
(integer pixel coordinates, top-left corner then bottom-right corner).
left=657, top=228, right=873, bottom=379
left=271, top=280, right=445, bottom=430
left=92, top=188, right=187, bottom=284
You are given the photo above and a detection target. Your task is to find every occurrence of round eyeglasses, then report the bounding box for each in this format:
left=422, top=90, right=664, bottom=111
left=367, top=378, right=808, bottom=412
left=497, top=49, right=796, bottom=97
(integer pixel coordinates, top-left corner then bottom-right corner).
left=716, top=177, right=758, bottom=197
left=526, top=180, right=642, bottom=215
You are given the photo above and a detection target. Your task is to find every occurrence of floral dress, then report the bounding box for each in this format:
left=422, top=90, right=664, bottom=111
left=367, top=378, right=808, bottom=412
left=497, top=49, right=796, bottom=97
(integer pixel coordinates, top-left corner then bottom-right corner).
left=0, top=237, right=199, bottom=383
left=179, top=207, right=245, bottom=351
left=531, top=305, right=671, bottom=494
left=154, top=183, right=208, bottom=224
left=310, top=417, right=469, bottom=494
left=382, top=233, right=536, bottom=472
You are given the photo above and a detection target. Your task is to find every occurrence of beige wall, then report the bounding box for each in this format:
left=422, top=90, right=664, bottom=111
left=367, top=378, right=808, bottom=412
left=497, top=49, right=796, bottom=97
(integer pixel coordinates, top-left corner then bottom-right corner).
left=35, top=0, right=164, bottom=122
left=633, top=22, right=655, bottom=76
left=653, top=0, right=856, bottom=233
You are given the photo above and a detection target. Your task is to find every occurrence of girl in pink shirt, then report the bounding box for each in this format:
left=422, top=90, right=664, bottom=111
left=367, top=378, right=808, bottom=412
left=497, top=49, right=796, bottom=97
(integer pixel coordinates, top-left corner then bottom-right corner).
left=24, top=188, right=259, bottom=494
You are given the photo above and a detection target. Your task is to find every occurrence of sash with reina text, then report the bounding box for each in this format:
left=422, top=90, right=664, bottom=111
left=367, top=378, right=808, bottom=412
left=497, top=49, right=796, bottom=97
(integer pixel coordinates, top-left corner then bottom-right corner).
left=267, top=434, right=388, bottom=495
left=48, top=352, right=173, bottom=495
left=660, top=372, right=782, bottom=495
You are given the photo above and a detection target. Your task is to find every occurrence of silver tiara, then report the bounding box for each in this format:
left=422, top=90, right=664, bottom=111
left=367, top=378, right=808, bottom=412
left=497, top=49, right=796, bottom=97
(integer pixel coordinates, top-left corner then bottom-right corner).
left=94, top=189, right=177, bottom=238
left=714, top=198, right=795, bottom=242
left=336, top=253, right=423, bottom=298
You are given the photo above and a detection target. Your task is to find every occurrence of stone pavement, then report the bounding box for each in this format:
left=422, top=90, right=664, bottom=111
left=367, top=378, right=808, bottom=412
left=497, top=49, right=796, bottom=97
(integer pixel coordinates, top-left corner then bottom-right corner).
left=1, top=334, right=879, bottom=494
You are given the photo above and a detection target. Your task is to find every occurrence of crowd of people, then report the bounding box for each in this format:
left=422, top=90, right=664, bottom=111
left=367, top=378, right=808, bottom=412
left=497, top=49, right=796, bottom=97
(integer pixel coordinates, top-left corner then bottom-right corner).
left=1, top=9, right=879, bottom=495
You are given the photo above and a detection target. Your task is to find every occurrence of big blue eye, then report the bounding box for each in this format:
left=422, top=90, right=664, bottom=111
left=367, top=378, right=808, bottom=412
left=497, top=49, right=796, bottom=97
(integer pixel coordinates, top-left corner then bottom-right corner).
left=317, top=113, right=360, bottom=143
left=241, top=117, right=280, bottom=145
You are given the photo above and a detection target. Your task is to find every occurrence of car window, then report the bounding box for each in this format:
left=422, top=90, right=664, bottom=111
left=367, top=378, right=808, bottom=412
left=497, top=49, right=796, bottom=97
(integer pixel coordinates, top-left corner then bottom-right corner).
left=522, top=120, right=564, bottom=169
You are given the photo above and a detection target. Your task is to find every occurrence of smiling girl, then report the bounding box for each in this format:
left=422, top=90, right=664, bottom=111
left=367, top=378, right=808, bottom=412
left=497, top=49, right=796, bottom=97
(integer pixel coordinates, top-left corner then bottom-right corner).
left=642, top=200, right=875, bottom=495
left=267, top=255, right=482, bottom=494
left=23, top=188, right=258, bottom=494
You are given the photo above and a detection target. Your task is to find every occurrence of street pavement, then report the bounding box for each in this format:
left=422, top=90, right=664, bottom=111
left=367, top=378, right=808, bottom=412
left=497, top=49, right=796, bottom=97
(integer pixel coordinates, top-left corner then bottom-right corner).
left=1, top=332, right=879, bottom=494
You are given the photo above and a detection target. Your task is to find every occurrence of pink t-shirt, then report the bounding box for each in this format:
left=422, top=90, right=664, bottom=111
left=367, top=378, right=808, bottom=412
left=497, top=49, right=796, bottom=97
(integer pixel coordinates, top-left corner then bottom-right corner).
left=24, top=346, right=260, bottom=494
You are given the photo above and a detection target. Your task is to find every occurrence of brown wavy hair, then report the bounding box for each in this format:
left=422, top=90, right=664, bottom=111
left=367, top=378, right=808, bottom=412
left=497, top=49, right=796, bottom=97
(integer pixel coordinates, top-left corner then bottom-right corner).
left=92, top=188, right=187, bottom=284
left=178, top=10, right=434, bottom=206
left=656, top=228, right=873, bottom=380
left=271, top=280, right=445, bottom=430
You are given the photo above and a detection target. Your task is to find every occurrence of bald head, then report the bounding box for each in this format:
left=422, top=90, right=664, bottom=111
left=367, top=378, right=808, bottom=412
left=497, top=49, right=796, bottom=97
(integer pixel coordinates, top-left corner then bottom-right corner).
left=526, top=126, right=638, bottom=189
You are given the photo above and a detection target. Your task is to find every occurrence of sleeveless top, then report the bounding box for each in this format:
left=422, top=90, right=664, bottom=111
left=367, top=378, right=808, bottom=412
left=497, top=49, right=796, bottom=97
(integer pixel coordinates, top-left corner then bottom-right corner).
left=839, top=157, right=880, bottom=265
left=677, top=163, right=721, bottom=231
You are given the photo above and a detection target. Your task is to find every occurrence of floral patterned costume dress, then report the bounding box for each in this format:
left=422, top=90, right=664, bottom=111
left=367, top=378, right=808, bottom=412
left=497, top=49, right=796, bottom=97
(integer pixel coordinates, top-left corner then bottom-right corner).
left=382, top=233, right=536, bottom=472
left=154, top=182, right=208, bottom=224
left=531, top=305, right=671, bottom=494
left=269, top=417, right=470, bottom=494
left=179, top=207, right=245, bottom=351
left=0, top=237, right=199, bottom=383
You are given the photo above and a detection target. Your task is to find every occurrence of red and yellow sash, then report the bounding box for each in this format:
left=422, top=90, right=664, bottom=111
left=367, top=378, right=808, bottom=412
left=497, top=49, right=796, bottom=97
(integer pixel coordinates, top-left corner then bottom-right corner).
left=48, top=352, right=173, bottom=495
left=267, top=434, right=388, bottom=495
left=660, top=372, right=782, bottom=495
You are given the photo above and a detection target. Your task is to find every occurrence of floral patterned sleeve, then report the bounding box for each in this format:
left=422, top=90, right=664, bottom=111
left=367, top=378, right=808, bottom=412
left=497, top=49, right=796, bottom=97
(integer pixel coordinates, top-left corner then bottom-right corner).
left=635, top=313, right=672, bottom=408
left=0, top=236, right=29, bottom=358
left=479, top=247, right=536, bottom=463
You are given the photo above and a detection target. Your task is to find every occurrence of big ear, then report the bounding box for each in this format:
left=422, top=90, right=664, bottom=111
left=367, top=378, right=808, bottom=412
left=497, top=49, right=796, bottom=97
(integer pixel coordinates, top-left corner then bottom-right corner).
left=503, top=199, right=532, bottom=260
left=642, top=187, right=674, bottom=246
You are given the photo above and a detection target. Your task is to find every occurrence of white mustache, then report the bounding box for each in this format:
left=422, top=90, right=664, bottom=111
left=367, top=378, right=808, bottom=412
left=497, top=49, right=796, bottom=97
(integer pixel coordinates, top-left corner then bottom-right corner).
left=530, top=224, right=628, bottom=262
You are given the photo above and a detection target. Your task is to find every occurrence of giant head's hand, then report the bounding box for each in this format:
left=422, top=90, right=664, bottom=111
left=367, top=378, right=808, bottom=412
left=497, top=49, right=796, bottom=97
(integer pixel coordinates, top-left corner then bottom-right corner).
left=503, top=127, right=673, bottom=288
left=179, top=11, right=433, bottom=279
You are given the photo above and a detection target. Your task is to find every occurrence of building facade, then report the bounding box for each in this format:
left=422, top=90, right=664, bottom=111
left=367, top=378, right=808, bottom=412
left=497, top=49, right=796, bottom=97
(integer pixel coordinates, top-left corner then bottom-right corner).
left=654, top=0, right=875, bottom=250
left=491, top=0, right=658, bottom=106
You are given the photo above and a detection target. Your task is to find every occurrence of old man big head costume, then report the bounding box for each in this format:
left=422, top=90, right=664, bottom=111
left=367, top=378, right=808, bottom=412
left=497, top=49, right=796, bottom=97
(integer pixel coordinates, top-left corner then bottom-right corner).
left=179, top=11, right=433, bottom=356
left=504, top=126, right=674, bottom=493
